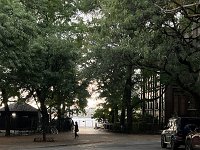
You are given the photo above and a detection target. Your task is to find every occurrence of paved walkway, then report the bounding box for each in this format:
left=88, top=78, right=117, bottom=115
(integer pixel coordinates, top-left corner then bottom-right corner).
left=0, top=128, right=160, bottom=150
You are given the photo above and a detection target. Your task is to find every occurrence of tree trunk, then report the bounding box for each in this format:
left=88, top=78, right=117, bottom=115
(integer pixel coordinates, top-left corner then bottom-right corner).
left=120, top=99, right=126, bottom=128
left=1, top=88, right=10, bottom=136
left=125, top=65, right=133, bottom=133
left=57, top=106, right=62, bottom=131
left=41, top=100, right=49, bottom=141
left=36, top=89, right=49, bottom=142
left=120, top=65, right=133, bottom=133
left=141, top=75, right=146, bottom=115
left=57, top=92, right=65, bottom=131
left=4, top=103, right=11, bottom=136
left=114, top=106, right=118, bottom=123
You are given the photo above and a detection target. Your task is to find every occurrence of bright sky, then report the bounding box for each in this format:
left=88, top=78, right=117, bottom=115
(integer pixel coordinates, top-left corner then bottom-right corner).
left=86, top=81, right=104, bottom=109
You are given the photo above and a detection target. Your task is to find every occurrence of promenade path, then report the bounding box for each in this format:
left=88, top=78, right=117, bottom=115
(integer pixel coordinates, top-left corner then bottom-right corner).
left=0, top=128, right=160, bottom=150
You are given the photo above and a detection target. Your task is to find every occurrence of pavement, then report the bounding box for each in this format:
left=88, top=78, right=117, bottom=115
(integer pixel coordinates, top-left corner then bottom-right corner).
left=0, top=128, right=160, bottom=150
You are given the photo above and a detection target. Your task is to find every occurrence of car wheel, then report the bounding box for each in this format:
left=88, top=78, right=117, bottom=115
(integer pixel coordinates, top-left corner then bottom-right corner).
left=171, top=139, right=178, bottom=150
left=161, top=136, right=167, bottom=148
left=185, top=139, right=193, bottom=150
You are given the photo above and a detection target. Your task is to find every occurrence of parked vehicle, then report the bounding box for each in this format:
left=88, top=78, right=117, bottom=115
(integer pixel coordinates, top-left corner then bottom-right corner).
left=185, top=127, right=200, bottom=150
left=161, top=117, right=200, bottom=150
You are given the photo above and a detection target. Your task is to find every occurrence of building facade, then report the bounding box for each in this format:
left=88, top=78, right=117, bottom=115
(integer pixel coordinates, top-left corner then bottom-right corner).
left=140, top=75, right=198, bottom=126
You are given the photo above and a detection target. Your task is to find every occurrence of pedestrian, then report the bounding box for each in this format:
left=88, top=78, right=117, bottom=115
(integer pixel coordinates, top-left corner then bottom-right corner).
left=74, top=121, right=79, bottom=139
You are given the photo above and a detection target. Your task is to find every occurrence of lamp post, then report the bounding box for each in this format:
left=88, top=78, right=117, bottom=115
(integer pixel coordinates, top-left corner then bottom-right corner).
left=108, top=108, right=112, bottom=130
left=12, top=112, right=16, bottom=134
left=108, top=108, right=112, bottom=122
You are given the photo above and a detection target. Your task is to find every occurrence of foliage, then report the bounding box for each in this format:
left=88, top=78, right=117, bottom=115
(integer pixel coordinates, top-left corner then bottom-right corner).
left=0, top=0, right=38, bottom=136
left=19, top=0, right=89, bottom=109
left=0, top=0, right=37, bottom=91
left=0, top=0, right=89, bottom=137
left=78, top=0, right=200, bottom=132
left=1, top=0, right=199, bottom=136
left=17, top=0, right=89, bottom=140
left=131, top=113, right=159, bottom=133
left=92, top=107, right=108, bottom=122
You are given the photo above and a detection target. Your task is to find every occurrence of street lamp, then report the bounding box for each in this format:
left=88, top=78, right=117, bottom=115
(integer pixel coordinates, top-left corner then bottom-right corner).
left=12, top=112, right=16, bottom=134
left=12, top=112, right=16, bottom=118
left=108, top=108, right=112, bottom=130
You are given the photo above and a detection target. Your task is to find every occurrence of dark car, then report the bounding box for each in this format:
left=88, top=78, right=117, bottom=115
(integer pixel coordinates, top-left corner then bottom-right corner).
left=161, top=117, right=200, bottom=150
left=185, top=127, right=200, bottom=150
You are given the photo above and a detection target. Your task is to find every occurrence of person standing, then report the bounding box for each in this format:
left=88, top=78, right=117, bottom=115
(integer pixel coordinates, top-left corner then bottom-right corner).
left=74, top=121, right=79, bottom=139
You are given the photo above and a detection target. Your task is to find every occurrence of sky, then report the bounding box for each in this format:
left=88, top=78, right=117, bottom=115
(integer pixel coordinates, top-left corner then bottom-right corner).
left=86, top=81, right=104, bottom=109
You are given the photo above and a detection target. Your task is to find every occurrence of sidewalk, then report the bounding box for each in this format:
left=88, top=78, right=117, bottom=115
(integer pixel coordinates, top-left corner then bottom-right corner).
left=0, top=128, right=111, bottom=150
left=0, top=128, right=160, bottom=150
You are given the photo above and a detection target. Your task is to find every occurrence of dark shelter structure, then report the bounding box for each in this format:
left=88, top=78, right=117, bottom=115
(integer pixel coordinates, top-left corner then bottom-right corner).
left=0, top=102, right=39, bottom=131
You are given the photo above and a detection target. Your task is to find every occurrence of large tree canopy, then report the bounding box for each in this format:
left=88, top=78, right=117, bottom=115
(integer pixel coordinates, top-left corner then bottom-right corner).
left=0, top=0, right=89, bottom=138
left=0, top=0, right=199, bottom=135
left=18, top=0, right=89, bottom=140
left=0, top=0, right=38, bottom=136
left=80, top=0, right=200, bottom=106
left=78, top=0, right=200, bottom=131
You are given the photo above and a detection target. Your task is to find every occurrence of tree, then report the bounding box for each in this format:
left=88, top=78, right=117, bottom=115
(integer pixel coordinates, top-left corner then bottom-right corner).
left=78, top=0, right=152, bottom=132
left=79, top=0, right=200, bottom=131
left=17, top=0, right=88, bottom=141
left=19, top=34, right=81, bottom=140
left=130, top=0, right=200, bottom=110
left=0, top=0, right=37, bottom=136
left=93, top=103, right=112, bottom=123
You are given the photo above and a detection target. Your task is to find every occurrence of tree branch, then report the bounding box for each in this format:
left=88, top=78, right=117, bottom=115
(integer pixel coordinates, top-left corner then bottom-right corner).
left=155, top=2, right=200, bottom=14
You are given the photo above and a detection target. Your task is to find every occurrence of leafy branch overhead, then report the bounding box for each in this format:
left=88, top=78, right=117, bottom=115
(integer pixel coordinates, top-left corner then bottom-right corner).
left=79, top=0, right=200, bottom=129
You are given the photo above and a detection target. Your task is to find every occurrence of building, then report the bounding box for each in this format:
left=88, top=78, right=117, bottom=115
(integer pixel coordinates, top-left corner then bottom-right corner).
left=140, top=73, right=165, bottom=125
left=141, top=75, right=199, bottom=126
left=0, top=102, right=39, bottom=131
